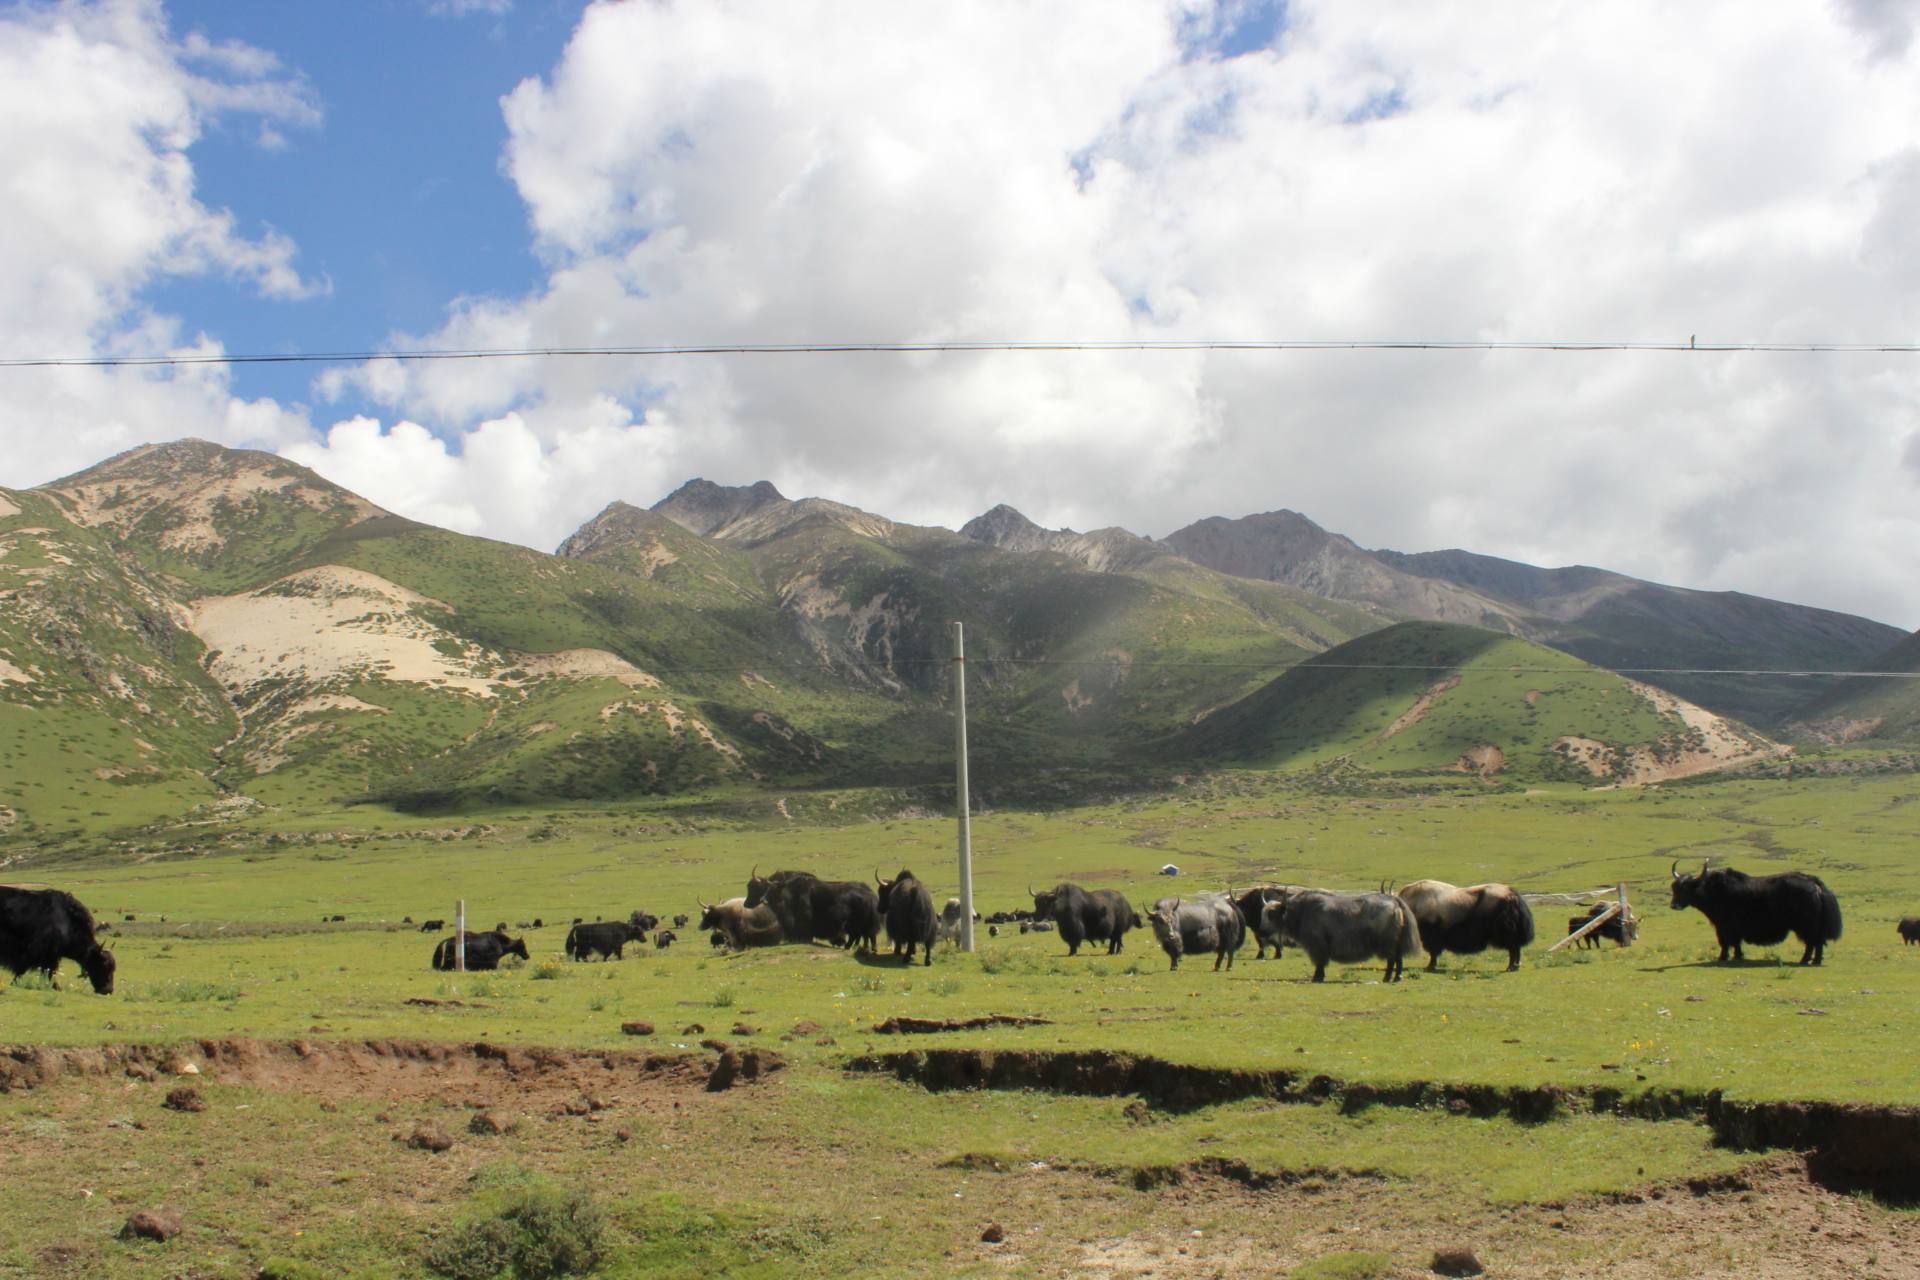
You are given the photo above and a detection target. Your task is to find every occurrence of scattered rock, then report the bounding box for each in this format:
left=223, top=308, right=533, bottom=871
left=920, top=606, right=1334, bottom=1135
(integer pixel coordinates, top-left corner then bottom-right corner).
left=615, top=1126, right=634, bottom=1143
left=792, top=1020, right=821, bottom=1035
left=584, top=1094, right=610, bottom=1112
left=120, top=1208, right=182, bottom=1242
left=621, top=1021, right=655, bottom=1037
left=559, top=1099, right=592, bottom=1117
left=730, top=1022, right=757, bottom=1036
left=407, top=1123, right=453, bottom=1152
left=1123, top=1100, right=1151, bottom=1125
left=700, top=1039, right=731, bottom=1053
left=164, top=1057, right=199, bottom=1077
left=681, top=1023, right=705, bottom=1035
left=981, top=1222, right=1006, bottom=1244
left=1431, top=1246, right=1484, bottom=1276
left=124, top=1063, right=156, bottom=1082
left=162, top=1087, right=204, bottom=1113
left=814, top=1036, right=837, bottom=1047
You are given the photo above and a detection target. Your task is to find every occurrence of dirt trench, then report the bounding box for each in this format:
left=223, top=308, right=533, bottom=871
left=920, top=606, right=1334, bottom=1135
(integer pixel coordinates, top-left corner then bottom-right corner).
left=845, top=1047, right=1920, bottom=1199
left=0, top=1037, right=783, bottom=1104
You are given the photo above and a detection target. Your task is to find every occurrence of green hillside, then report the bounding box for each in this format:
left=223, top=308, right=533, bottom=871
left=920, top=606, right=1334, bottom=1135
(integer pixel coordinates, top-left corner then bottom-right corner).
left=0, top=443, right=1811, bottom=849
left=1169, top=621, right=1781, bottom=784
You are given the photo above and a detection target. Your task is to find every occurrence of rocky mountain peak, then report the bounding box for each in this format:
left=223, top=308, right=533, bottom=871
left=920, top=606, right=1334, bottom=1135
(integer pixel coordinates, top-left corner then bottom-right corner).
left=554, top=501, right=667, bottom=560
left=652, top=478, right=788, bottom=536
left=959, top=504, right=1049, bottom=548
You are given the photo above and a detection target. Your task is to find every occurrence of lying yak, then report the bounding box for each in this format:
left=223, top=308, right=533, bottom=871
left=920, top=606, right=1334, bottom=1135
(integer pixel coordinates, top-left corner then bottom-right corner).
left=1263, top=888, right=1422, bottom=983
left=0, top=886, right=115, bottom=994
left=1147, top=895, right=1244, bottom=971
left=1030, top=883, right=1140, bottom=956
left=1397, top=880, right=1535, bottom=972
left=1669, top=860, right=1842, bottom=966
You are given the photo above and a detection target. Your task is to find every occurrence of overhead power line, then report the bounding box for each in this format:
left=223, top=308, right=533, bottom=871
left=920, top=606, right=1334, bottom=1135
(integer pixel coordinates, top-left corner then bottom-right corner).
left=6, top=338, right=1920, bottom=370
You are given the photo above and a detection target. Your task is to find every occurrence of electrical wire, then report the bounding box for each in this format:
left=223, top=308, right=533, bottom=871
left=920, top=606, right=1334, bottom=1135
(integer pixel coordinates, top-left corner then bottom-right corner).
left=6, top=338, right=1920, bottom=370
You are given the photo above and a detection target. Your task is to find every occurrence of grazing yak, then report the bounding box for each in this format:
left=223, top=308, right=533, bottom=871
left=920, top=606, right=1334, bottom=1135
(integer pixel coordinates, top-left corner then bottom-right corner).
left=1669, top=860, right=1842, bottom=965
left=417, top=918, right=446, bottom=933
left=430, top=930, right=529, bottom=971
left=628, top=910, right=660, bottom=935
left=1030, top=883, right=1140, bottom=956
left=1900, top=917, right=1920, bottom=945
left=1146, top=895, right=1244, bottom=971
left=566, top=920, right=641, bottom=961
left=1397, top=880, right=1535, bottom=972
left=653, top=929, right=676, bottom=949
left=0, top=887, right=115, bottom=994
left=698, top=898, right=784, bottom=952
left=1566, top=902, right=1638, bottom=950
left=745, top=869, right=880, bottom=952
left=1263, top=889, right=1421, bottom=983
left=876, top=869, right=937, bottom=966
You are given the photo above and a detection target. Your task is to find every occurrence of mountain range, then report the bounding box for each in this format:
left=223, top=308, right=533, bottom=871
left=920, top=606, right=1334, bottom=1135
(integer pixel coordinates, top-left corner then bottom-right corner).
left=0, top=439, right=1912, bottom=850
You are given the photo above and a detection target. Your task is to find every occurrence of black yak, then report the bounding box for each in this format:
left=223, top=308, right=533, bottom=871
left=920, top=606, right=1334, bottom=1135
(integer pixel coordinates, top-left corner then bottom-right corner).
left=0, top=887, right=115, bottom=994
left=1030, top=883, right=1139, bottom=956
left=876, top=869, right=936, bottom=966
left=1669, top=860, right=1842, bottom=965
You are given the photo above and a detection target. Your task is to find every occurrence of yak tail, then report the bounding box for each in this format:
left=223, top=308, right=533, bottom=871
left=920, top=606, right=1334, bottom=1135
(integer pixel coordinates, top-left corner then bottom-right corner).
left=1820, top=885, right=1844, bottom=942
left=1395, top=901, right=1424, bottom=961
left=1497, top=892, right=1536, bottom=947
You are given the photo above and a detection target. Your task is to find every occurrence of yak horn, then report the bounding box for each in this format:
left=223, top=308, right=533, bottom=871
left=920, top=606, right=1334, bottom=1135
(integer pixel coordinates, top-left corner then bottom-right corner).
left=1669, top=859, right=1681, bottom=880
left=1701, top=858, right=1711, bottom=875
left=1028, top=883, right=1036, bottom=898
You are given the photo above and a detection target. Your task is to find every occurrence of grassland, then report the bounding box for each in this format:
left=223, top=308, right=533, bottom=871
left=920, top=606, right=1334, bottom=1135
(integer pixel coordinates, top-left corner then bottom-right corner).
left=4, top=769, right=1918, bottom=1277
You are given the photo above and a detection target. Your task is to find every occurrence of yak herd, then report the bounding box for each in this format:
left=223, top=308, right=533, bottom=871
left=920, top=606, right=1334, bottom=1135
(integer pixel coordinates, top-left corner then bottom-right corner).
left=0, top=858, right=1865, bottom=995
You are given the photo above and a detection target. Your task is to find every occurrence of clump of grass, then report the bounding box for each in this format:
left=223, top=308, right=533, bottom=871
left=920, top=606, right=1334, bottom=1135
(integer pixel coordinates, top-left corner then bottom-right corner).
left=855, top=975, right=886, bottom=993
left=425, top=1179, right=605, bottom=1280
left=137, top=978, right=243, bottom=1002
left=708, top=987, right=736, bottom=1008
left=978, top=952, right=1008, bottom=975
left=1288, top=1250, right=1395, bottom=1279
left=529, top=962, right=567, bottom=981
left=929, top=976, right=960, bottom=996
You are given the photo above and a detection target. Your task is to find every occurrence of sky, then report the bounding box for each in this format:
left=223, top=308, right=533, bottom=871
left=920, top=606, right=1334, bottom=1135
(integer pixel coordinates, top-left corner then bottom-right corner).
left=2, top=0, right=1918, bottom=630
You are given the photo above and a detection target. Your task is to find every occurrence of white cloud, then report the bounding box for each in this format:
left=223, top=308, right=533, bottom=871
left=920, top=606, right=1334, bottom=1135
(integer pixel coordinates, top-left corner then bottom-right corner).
left=304, top=0, right=1920, bottom=627
left=0, top=0, right=321, bottom=485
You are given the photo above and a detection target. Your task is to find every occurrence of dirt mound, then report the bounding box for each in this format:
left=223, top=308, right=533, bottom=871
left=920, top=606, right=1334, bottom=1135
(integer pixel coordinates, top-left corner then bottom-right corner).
left=0, top=1038, right=781, bottom=1104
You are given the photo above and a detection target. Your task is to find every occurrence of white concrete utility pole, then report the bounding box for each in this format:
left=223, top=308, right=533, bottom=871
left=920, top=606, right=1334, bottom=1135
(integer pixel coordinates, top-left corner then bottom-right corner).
left=953, top=621, right=975, bottom=953
left=455, top=898, right=466, bottom=972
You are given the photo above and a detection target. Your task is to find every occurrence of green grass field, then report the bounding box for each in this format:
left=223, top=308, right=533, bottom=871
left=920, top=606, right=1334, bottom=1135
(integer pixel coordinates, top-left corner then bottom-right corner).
left=4, top=769, right=1918, bottom=1277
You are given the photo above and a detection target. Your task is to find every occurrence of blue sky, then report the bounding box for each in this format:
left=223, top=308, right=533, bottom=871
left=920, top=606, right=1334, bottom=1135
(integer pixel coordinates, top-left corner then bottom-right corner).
left=2, top=0, right=1918, bottom=628
left=147, top=1, right=580, bottom=412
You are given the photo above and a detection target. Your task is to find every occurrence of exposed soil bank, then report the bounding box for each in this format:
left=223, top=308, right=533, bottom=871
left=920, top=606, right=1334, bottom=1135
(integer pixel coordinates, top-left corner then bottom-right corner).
left=0, top=1038, right=781, bottom=1098
left=846, top=1048, right=1920, bottom=1196
left=874, top=1014, right=1053, bottom=1034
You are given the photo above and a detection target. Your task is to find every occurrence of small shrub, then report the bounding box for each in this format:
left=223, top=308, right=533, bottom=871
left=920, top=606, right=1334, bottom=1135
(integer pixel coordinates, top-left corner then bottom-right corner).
left=426, top=1181, right=606, bottom=1280
left=708, top=987, right=736, bottom=1008
left=529, top=962, right=567, bottom=981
